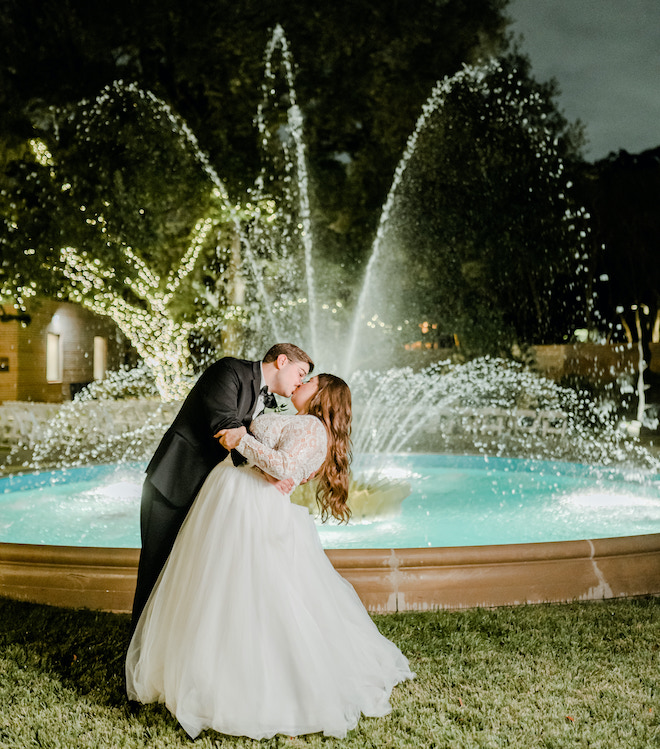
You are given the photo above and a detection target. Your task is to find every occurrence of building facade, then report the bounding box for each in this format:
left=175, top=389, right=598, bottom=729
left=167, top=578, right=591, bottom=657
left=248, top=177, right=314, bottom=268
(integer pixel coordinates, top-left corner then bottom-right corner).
left=0, top=298, right=130, bottom=403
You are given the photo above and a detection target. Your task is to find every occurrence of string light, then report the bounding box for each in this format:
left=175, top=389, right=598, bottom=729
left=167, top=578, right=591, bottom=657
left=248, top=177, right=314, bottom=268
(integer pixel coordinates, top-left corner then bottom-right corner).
left=17, top=104, right=253, bottom=401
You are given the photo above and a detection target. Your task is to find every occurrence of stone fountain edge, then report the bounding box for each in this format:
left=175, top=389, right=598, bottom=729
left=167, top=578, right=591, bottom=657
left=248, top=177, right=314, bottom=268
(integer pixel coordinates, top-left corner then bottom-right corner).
left=1, top=534, right=659, bottom=614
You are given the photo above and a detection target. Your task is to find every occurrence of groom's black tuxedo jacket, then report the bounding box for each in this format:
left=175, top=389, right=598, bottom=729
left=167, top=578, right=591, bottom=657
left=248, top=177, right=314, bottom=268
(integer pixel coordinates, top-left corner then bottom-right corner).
left=145, top=357, right=261, bottom=509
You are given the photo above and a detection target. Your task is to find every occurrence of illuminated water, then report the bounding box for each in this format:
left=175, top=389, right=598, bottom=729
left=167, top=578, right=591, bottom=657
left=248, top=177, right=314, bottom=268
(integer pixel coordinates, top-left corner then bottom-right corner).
left=1, top=455, right=659, bottom=549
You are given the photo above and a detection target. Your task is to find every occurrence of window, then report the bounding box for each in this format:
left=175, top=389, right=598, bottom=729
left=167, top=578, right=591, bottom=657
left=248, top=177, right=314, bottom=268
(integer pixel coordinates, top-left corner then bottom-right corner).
left=93, top=336, right=107, bottom=380
left=46, top=333, right=61, bottom=382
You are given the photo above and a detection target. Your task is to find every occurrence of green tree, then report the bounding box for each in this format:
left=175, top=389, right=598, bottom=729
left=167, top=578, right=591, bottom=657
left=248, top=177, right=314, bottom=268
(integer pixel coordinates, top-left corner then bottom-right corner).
left=0, top=0, right=510, bottom=276
left=578, top=148, right=660, bottom=343
left=0, top=85, right=246, bottom=398
left=1, top=1, right=595, bottom=371
left=354, top=52, right=588, bottom=359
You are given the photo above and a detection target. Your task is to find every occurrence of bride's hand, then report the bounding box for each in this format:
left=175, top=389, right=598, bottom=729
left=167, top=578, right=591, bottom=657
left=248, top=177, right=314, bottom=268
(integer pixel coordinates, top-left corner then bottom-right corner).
left=215, top=426, right=247, bottom=450
left=301, top=470, right=317, bottom=485
left=258, top=470, right=295, bottom=495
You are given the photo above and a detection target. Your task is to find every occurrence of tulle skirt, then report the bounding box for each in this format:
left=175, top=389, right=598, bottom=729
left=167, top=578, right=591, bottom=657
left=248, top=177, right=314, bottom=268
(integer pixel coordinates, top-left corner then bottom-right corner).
left=126, top=460, right=414, bottom=740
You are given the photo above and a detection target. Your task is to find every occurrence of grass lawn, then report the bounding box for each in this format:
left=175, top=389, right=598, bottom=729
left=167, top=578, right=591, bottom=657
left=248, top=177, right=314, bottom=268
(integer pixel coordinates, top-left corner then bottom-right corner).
left=0, top=596, right=658, bottom=748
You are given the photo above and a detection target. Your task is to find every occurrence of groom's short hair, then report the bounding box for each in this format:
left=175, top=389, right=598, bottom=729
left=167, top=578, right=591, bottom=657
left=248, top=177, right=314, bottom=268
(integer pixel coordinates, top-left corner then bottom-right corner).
left=263, top=343, right=314, bottom=373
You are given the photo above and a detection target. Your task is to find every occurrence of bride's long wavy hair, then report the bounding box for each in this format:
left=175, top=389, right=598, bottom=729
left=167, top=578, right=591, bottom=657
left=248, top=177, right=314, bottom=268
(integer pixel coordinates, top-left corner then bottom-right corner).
left=303, top=374, right=352, bottom=523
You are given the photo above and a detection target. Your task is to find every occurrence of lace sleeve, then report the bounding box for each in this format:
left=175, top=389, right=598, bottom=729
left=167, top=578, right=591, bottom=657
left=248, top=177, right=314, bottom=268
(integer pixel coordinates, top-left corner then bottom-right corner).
left=237, top=415, right=327, bottom=485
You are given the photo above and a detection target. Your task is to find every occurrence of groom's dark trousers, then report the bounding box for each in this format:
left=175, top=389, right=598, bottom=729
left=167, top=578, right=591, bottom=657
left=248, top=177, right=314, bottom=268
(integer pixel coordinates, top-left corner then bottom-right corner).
left=131, top=357, right=262, bottom=632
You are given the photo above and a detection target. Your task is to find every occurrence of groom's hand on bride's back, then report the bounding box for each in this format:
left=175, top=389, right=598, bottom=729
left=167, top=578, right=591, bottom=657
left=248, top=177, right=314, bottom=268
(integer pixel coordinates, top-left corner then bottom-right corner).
left=215, top=426, right=247, bottom=450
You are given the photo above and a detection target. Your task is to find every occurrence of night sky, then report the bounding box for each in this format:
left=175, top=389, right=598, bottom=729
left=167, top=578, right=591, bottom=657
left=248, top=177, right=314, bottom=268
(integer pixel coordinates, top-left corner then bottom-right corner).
left=507, top=0, right=660, bottom=160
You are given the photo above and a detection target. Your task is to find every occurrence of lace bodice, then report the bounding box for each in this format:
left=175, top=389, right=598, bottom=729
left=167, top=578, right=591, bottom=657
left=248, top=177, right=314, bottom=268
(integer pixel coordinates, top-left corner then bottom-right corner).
left=237, top=413, right=327, bottom=486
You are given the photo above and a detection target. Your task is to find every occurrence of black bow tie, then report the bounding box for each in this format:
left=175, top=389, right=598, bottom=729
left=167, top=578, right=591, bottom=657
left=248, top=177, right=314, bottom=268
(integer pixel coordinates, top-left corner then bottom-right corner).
left=260, top=386, right=277, bottom=410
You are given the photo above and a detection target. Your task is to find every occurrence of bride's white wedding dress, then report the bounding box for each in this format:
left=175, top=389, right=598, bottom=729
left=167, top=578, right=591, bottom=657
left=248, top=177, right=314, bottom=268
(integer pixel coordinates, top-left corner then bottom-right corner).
left=125, top=413, right=413, bottom=740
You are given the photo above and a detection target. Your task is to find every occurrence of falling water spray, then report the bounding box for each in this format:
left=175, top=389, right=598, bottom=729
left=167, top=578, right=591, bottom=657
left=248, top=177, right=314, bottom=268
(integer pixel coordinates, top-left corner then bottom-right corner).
left=256, top=25, right=318, bottom=360
left=342, top=62, right=497, bottom=376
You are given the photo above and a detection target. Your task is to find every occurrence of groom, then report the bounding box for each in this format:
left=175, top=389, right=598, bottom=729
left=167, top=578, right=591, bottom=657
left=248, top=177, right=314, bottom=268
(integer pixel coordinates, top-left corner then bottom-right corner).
left=131, top=342, right=314, bottom=629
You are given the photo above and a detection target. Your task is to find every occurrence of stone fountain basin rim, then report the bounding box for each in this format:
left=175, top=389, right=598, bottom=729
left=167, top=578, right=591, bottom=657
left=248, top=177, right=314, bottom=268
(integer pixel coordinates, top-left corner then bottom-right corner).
left=1, top=533, right=659, bottom=613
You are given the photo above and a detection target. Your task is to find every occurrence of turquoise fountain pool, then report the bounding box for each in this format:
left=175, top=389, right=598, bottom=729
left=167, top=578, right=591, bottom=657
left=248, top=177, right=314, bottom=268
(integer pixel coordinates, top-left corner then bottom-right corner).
left=2, top=454, right=660, bottom=549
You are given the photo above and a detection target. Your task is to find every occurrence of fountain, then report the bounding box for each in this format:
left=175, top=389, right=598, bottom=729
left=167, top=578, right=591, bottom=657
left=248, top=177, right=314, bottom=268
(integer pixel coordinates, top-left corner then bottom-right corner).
left=1, top=28, right=659, bottom=612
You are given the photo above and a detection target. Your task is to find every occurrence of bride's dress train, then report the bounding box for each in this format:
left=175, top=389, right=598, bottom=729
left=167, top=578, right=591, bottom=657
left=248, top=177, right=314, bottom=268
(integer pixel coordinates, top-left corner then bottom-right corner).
left=126, top=414, right=413, bottom=740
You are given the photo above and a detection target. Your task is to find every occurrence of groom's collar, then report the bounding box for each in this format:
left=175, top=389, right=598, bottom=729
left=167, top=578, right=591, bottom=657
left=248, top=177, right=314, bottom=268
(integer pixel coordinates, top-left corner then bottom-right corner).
left=259, top=362, right=266, bottom=391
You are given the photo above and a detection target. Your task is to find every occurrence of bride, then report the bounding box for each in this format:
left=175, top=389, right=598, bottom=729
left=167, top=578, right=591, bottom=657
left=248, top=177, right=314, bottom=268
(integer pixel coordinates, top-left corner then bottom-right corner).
left=125, top=373, right=414, bottom=740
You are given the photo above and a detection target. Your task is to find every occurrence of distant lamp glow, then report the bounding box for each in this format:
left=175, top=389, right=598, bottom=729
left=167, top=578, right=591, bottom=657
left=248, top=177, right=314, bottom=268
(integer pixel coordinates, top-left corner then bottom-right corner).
left=573, top=329, right=588, bottom=342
